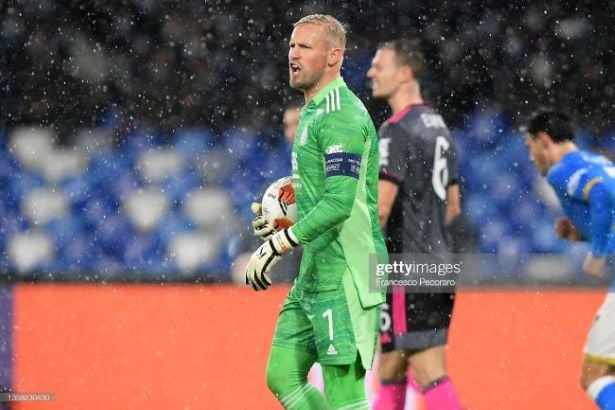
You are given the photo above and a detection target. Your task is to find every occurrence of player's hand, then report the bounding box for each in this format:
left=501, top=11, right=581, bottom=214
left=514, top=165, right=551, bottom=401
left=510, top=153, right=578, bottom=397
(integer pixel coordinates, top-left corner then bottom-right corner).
left=245, top=228, right=299, bottom=291
left=251, top=202, right=275, bottom=241
left=555, top=217, right=583, bottom=241
left=583, top=252, right=606, bottom=278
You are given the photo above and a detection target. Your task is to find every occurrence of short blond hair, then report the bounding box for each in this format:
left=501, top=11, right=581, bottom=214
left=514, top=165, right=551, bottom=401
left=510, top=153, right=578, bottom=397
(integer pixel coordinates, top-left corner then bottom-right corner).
left=294, top=14, right=346, bottom=50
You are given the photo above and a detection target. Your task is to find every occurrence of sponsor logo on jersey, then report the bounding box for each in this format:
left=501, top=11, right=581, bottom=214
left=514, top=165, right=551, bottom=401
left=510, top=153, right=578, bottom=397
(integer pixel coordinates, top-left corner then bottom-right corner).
left=326, top=144, right=343, bottom=154
left=327, top=344, right=338, bottom=355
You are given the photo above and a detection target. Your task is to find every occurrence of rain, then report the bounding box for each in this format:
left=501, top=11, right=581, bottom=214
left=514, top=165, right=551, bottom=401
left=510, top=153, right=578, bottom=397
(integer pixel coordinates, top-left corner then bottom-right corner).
left=1, top=0, right=614, bottom=409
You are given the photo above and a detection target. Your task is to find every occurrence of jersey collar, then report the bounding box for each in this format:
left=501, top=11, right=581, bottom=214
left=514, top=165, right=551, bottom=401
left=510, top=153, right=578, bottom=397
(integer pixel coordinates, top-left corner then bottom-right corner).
left=311, top=77, right=346, bottom=106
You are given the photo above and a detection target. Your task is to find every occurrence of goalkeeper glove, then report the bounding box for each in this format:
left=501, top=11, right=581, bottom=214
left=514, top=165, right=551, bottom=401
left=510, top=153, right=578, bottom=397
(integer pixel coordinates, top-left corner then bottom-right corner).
left=245, top=228, right=300, bottom=291
left=251, top=202, right=275, bottom=241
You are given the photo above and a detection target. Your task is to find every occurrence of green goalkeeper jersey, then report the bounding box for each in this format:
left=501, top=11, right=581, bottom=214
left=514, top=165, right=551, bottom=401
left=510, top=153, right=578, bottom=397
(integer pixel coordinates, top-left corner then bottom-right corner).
left=290, top=77, right=386, bottom=308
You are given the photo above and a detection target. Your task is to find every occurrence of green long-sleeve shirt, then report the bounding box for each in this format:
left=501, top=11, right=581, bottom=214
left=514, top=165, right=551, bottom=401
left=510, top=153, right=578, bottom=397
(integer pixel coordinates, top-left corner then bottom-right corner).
left=291, top=77, right=386, bottom=308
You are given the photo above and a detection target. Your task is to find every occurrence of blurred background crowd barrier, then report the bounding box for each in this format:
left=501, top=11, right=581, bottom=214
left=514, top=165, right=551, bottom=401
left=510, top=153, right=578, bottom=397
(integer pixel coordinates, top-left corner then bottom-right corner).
left=1, top=0, right=615, bottom=282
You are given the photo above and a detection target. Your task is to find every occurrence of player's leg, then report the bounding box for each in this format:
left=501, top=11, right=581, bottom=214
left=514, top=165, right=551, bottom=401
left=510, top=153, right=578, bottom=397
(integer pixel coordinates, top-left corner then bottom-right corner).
left=373, top=289, right=410, bottom=410
left=267, top=287, right=328, bottom=409
left=582, top=293, right=615, bottom=409
left=311, top=269, right=380, bottom=409
left=396, top=292, right=461, bottom=410
left=408, top=345, right=461, bottom=410
left=322, top=354, right=369, bottom=410
left=266, top=345, right=328, bottom=409
left=373, top=349, right=409, bottom=410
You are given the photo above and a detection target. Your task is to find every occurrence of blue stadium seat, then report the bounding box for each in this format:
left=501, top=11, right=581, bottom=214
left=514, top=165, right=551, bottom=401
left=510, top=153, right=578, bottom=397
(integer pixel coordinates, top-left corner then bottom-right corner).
left=7, top=170, right=46, bottom=205
left=222, top=127, right=259, bottom=162
left=45, top=215, right=85, bottom=250
left=161, top=171, right=203, bottom=208
left=61, top=175, right=93, bottom=209
left=93, top=213, right=133, bottom=256
left=118, top=130, right=163, bottom=162
left=156, top=213, right=196, bottom=246
left=58, top=232, right=100, bottom=275
left=173, top=128, right=215, bottom=159
left=81, top=196, right=119, bottom=229
left=466, top=109, right=508, bottom=151
left=122, top=232, right=166, bottom=273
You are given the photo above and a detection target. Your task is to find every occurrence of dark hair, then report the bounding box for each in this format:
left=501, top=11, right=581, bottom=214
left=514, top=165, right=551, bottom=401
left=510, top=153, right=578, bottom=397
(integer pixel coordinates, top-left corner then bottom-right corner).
left=523, top=110, right=575, bottom=143
left=380, top=39, right=425, bottom=80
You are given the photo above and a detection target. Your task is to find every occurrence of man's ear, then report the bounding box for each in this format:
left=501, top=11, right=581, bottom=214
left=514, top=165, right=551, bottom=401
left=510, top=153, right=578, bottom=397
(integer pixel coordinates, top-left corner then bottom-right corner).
left=328, top=48, right=342, bottom=67
left=537, top=131, right=552, bottom=148
left=399, top=65, right=414, bottom=82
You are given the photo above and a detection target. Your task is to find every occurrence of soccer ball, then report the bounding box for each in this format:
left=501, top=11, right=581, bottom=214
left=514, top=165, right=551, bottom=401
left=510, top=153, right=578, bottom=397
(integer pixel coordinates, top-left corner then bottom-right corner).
left=261, top=176, right=297, bottom=230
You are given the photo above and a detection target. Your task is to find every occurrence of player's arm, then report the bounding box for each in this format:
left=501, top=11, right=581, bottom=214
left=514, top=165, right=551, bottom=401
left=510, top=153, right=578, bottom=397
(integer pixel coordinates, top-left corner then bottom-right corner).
left=559, top=169, right=614, bottom=277
left=584, top=178, right=613, bottom=278
left=378, top=180, right=398, bottom=227
left=445, top=137, right=461, bottom=225
left=290, top=115, right=365, bottom=243
left=445, top=183, right=461, bottom=225
left=571, top=173, right=612, bottom=256
left=377, top=122, right=410, bottom=227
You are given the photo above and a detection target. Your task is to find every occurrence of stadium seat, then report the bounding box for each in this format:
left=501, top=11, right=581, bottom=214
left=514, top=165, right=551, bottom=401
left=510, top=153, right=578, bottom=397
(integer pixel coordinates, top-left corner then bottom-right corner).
left=7, top=230, right=55, bottom=273
left=8, top=126, right=55, bottom=172
left=167, top=232, right=221, bottom=275
left=122, top=232, right=166, bottom=274
left=82, top=196, right=118, bottom=228
left=156, top=213, right=196, bottom=246
left=45, top=215, right=85, bottom=249
left=8, top=170, right=46, bottom=206
left=93, top=213, right=133, bottom=255
left=137, top=148, right=184, bottom=184
left=59, top=232, right=100, bottom=275
left=172, top=128, right=215, bottom=159
left=123, top=187, right=171, bottom=232
left=182, top=186, right=235, bottom=230
left=222, top=127, right=259, bottom=162
left=118, top=130, right=163, bottom=162
left=195, top=147, right=235, bottom=185
left=21, top=187, right=70, bottom=226
left=161, top=171, right=203, bottom=207
left=62, top=175, right=94, bottom=209
left=39, top=148, right=88, bottom=184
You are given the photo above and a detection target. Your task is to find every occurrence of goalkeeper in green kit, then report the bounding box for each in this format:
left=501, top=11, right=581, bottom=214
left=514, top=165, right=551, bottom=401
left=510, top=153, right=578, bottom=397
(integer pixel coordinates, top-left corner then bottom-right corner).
left=245, top=14, right=387, bottom=410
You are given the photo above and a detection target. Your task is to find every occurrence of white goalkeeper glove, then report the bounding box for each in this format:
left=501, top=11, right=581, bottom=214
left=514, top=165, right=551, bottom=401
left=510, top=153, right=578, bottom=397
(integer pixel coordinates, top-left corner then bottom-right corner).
left=251, top=202, right=275, bottom=241
left=245, top=228, right=300, bottom=291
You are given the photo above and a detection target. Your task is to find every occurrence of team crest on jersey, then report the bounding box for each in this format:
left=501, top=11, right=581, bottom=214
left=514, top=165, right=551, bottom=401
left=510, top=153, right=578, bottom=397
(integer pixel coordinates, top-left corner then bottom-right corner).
left=299, top=129, right=308, bottom=146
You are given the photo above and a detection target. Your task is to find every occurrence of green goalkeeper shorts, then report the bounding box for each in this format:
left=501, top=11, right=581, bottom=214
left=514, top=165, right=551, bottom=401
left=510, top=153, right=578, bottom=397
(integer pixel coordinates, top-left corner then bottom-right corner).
left=272, top=267, right=380, bottom=369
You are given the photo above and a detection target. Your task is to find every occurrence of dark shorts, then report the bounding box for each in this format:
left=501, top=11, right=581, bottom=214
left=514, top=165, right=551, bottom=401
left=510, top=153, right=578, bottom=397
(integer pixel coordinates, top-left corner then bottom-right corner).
left=380, top=287, right=455, bottom=353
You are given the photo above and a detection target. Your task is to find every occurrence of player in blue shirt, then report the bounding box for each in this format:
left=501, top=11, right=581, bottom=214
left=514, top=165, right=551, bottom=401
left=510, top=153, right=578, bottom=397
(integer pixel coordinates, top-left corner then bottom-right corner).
left=523, top=110, right=615, bottom=409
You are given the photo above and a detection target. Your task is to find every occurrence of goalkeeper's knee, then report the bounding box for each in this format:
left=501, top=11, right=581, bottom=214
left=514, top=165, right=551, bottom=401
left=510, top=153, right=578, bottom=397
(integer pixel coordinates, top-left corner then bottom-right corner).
left=266, top=366, right=294, bottom=398
left=266, top=346, right=311, bottom=400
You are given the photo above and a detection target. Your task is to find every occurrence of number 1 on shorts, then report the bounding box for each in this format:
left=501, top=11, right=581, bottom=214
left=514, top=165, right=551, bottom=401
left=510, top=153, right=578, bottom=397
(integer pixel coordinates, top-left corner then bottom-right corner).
left=322, top=309, right=334, bottom=341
